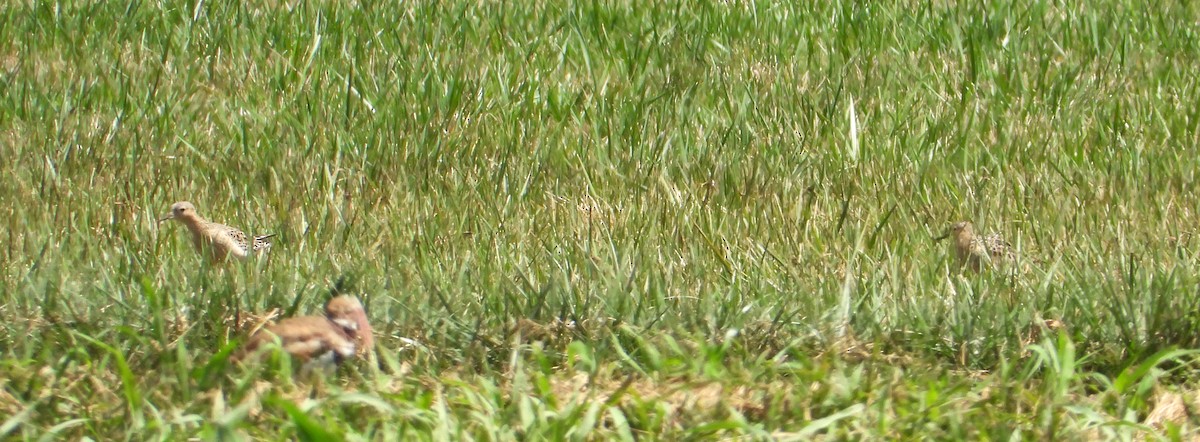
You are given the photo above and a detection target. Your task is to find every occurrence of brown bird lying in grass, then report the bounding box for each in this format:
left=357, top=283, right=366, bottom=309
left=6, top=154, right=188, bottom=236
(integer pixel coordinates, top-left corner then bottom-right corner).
left=233, top=295, right=374, bottom=374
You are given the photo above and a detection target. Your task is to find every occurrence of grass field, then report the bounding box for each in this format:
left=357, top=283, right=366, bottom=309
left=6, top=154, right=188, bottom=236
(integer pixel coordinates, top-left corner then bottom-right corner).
left=3, top=0, right=1200, bottom=439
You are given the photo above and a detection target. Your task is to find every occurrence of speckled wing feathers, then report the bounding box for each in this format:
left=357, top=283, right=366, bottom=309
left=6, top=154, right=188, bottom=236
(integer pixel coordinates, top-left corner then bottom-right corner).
left=982, top=233, right=1014, bottom=260
left=216, top=223, right=250, bottom=257
left=238, top=316, right=357, bottom=371
left=251, top=234, right=275, bottom=251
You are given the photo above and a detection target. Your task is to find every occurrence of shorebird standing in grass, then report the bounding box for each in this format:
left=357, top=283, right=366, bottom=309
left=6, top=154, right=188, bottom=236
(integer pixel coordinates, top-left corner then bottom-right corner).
left=159, top=201, right=275, bottom=263
left=936, top=221, right=1019, bottom=272
left=233, top=295, right=374, bottom=374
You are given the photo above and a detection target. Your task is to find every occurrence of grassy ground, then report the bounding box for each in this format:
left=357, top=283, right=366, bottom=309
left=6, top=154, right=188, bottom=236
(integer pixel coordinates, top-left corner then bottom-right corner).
left=3, top=0, right=1200, bottom=439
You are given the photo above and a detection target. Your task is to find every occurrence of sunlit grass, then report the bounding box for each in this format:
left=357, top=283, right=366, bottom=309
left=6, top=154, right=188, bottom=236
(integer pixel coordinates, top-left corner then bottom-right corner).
left=3, top=0, right=1200, bottom=439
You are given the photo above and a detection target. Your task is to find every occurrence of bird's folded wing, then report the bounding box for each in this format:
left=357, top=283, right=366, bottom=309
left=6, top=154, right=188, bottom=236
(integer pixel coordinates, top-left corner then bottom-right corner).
left=241, top=316, right=356, bottom=363
left=213, top=225, right=250, bottom=257
left=251, top=234, right=275, bottom=251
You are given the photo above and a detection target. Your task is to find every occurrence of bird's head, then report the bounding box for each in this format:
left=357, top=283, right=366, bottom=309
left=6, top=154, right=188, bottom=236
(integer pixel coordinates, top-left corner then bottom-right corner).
left=325, top=295, right=374, bottom=356
left=159, top=201, right=198, bottom=223
left=935, top=221, right=973, bottom=241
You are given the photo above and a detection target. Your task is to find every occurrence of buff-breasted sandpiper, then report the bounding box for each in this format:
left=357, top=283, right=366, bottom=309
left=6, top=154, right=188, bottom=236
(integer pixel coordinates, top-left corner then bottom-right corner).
left=233, top=295, right=374, bottom=374
left=936, top=221, right=1019, bottom=272
left=159, top=201, right=274, bottom=263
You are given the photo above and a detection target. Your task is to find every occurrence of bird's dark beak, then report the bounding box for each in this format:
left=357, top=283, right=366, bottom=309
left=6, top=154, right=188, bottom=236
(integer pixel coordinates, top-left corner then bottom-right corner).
left=158, top=213, right=174, bottom=223
left=934, top=232, right=949, bottom=241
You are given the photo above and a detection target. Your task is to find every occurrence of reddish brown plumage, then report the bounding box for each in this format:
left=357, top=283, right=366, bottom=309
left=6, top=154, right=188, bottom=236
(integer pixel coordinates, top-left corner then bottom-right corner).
left=937, top=221, right=1017, bottom=272
left=234, top=296, right=373, bottom=373
left=159, top=201, right=274, bottom=263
